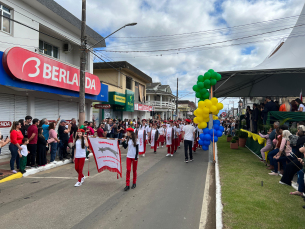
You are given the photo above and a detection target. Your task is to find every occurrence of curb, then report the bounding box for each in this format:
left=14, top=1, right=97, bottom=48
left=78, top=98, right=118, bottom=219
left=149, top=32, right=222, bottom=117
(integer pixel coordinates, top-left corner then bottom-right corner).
left=199, top=162, right=211, bottom=228
left=215, top=143, right=223, bottom=229
left=0, top=153, right=94, bottom=183
left=0, top=172, right=23, bottom=184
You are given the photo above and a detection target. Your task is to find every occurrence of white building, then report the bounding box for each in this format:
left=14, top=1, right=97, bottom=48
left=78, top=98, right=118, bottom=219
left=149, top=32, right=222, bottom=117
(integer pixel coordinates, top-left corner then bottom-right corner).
left=0, top=0, right=108, bottom=156
left=145, top=82, right=176, bottom=120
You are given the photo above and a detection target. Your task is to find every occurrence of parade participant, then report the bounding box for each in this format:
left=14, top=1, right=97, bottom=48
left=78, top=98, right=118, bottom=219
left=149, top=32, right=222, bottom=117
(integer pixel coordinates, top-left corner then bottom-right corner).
left=137, top=124, right=146, bottom=157
left=151, top=123, right=159, bottom=153
left=122, top=128, right=139, bottom=191
left=176, top=123, right=182, bottom=149
left=180, top=121, right=185, bottom=143
left=166, top=120, right=175, bottom=157
left=147, top=122, right=152, bottom=144
left=193, top=124, right=199, bottom=152
left=173, top=122, right=179, bottom=153
left=183, top=119, right=195, bottom=163
left=73, top=129, right=88, bottom=187
left=158, top=124, right=166, bottom=147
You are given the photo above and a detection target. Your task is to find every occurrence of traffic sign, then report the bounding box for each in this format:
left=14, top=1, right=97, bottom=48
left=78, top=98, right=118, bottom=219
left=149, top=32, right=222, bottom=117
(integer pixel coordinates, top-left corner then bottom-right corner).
left=221, top=112, right=227, bottom=117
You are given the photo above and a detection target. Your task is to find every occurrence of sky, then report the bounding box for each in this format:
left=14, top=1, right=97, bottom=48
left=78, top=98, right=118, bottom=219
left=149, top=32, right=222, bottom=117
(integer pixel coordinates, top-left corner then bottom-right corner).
left=55, top=0, right=304, bottom=111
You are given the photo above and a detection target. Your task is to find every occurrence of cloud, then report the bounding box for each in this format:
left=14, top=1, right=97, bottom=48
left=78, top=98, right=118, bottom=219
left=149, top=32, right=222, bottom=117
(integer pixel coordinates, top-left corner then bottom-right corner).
left=55, top=0, right=305, bottom=105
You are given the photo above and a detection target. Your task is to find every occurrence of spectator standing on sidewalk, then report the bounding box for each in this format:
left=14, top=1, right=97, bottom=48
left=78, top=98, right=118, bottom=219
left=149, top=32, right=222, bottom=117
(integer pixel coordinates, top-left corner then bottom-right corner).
left=58, top=120, right=71, bottom=160
left=182, top=119, right=195, bottom=163
left=69, top=118, right=78, bottom=159
left=48, top=122, right=60, bottom=163
left=37, top=127, right=47, bottom=166
left=21, top=116, right=32, bottom=138
left=86, top=122, right=95, bottom=136
left=97, top=123, right=105, bottom=137
left=9, top=121, right=23, bottom=173
left=18, top=138, right=29, bottom=174
left=0, top=133, right=10, bottom=155
left=27, top=119, right=39, bottom=168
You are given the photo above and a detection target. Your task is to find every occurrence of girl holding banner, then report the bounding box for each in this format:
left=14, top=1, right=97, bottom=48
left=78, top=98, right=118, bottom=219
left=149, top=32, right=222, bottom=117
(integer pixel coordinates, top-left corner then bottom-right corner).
left=122, top=128, right=139, bottom=191
left=73, top=129, right=88, bottom=187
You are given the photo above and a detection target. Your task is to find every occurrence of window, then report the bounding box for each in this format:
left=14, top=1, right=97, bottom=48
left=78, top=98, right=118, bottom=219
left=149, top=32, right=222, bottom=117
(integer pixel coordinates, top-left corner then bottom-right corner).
left=39, top=40, right=59, bottom=58
left=0, top=4, right=11, bottom=34
left=126, top=76, right=132, bottom=90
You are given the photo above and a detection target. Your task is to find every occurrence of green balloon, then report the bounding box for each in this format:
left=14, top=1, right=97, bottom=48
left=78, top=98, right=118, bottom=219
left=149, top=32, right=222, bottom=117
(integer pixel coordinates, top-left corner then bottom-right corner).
left=198, top=75, right=204, bottom=82
left=196, top=92, right=201, bottom=98
left=204, top=79, right=211, bottom=88
left=211, top=72, right=218, bottom=79
left=200, top=88, right=208, bottom=95
left=203, top=92, right=210, bottom=99
left=216, top=73, right=222, bottom=81
left=204, top=72, right=211, bottom=80
left=197, top=82, right=204, bottom=89
left=193, top=85, right=199, bottom=92
left=208, top=69, right=214, bottom=74
left=210, top=78, right=217, bottom=86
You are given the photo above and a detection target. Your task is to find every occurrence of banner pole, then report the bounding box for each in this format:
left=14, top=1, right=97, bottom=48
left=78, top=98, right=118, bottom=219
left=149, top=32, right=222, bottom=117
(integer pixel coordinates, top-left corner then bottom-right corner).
left=209, top=86, right=214, bottom=163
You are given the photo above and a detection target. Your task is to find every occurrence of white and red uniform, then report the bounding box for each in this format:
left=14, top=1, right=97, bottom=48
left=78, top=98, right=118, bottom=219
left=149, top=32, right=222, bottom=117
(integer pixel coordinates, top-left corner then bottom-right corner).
left=74, top=139, right=86, bottom=183
left=150, top=128, right=159, bottom=152
left=158, top=127, right=165, bottom=146
left=137, top=129, right=146, bottom=155
left=166, top=126, right=175, bottom=155
left=125, top=138, right=139, bottom=187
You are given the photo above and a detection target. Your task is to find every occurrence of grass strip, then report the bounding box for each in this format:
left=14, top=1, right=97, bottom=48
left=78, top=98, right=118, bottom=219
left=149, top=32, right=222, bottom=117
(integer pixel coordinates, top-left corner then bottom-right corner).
left=218, top=136, right=305, bottom=229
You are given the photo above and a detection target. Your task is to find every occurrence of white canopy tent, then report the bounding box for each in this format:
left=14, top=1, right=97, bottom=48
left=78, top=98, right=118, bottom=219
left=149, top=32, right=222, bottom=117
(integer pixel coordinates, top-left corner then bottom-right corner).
left=215, top=3, right=305, bottom=98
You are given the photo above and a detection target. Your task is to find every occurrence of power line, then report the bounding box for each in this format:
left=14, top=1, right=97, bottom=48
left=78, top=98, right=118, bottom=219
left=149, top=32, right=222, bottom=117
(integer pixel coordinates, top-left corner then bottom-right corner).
left=98, top=23, right=305, bottom=53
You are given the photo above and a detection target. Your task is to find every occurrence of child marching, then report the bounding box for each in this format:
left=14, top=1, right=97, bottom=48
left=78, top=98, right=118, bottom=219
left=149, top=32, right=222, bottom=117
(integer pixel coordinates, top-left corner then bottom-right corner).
left=166, top=120, right=175, bottom=157
left=73, top=129, right=89, bottom=187
left=158, top=124, right=166, bottom=147
left=150, top=123, right=160, bottom=153
left=122, top=128, right=139, bottom=191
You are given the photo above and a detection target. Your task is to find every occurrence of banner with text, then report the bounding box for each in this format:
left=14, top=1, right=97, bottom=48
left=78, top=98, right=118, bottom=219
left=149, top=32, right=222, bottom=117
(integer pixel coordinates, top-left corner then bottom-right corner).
left=88, top=137, right=122, bottom=178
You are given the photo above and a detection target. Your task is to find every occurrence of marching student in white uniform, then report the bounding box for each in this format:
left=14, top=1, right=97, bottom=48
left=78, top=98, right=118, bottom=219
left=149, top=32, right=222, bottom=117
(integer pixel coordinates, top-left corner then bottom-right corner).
left=122, top=128, right=139, bottom=191
left=158, top=124, right=166, bottom=147
left=166, top=120, right=175, bottom=157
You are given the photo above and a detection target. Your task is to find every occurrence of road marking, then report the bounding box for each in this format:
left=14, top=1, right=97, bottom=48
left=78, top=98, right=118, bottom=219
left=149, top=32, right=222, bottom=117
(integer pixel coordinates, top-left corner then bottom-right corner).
left=199, top=163, right=211, bottom=229
left=24, top=177, right=76, bottom=179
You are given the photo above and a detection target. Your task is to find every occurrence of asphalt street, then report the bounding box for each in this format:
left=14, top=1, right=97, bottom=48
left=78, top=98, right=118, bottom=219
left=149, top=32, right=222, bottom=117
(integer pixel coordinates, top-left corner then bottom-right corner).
left=0, top=144, right=209, bottom=229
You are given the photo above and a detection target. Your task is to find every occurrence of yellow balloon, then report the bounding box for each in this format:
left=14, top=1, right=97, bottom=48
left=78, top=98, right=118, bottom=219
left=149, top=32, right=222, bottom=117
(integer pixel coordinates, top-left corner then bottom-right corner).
left=212, top=110, right=219, bottom=115
left=211, top=97, right=218, bottom=105
left=210, top=105, right=217, bottom=113
left=203, top=117, right=210, bottom=122
left=198, top=122, right=207, bottom=129
left=205, top=99, right=212, bottom=108
left=194, top=110, right=198, bottom=117
left=213, top=115, right=218, bottom=120
left=197, top=116, right=204, bottom=123
left=203, top=107, right=209, bottom=114
left=216, top=103, right=224, bottom=110
left=202, top=113, right=209, bottom=118
left=198, top=101, right=205, bottom=108
left=196, top=108, right=203, bottom=116
left=193, top=117, right=199, bottom=124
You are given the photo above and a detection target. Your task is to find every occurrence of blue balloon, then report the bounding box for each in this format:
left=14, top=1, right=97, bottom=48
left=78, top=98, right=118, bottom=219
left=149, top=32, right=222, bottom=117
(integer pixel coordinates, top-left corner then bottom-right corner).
left=205, top=134, right=212, bottom=141
left=213, top=120, right=220, bottom=126
left=216, top=130, right=223, bottom=137
left=204, top=140, right=210, bottom=146
left=198, top=140, right=204, bottom=146
left=214, top=136, right=219, bottom=142
left=219, top=126, right=224, bottom=132
left=199, top=133, right=205, bottom=141
left=202, top=145, right=209, bottom=151
left=214, top=125, right=220, bottom=130
left=203, top=128, right=209, bottom=134
left=209, top=129, right=214, bottom=136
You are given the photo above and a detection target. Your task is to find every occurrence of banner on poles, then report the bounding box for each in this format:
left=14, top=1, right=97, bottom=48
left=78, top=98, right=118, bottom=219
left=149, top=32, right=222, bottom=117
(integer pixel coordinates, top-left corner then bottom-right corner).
left=88, top=137, right=122, bottom=178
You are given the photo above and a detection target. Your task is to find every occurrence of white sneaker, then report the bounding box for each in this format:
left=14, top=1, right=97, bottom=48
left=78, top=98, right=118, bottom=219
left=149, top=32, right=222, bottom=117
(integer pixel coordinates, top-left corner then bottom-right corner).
left=157, top=147, right=159, bottom=149
left=142, top=154, right=145, bottom=157
left=166, top=154, right=170, bottom=157
left=171, top=154, right=173, bottom=157
left=74, top=181, right=82, bottom=187
left=52, top=161, right=57, bottom=164
left=81, top=176, right=86, bottom=184
left=162, top=146, right=164, bottom=148
left=279, top=181, right=288, bottom=186
left=85, top=158, right=89, bottom=161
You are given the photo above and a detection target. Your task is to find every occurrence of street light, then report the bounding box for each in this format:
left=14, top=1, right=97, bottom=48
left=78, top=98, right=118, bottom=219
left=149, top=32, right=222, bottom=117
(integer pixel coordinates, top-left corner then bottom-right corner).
left=88, top=22, right=137, bottom=49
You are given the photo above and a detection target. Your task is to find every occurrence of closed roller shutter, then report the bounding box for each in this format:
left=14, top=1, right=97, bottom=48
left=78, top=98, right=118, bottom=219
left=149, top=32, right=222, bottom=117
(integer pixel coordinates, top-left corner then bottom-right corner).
left=0, top=94, right=15, bottom=155
left=15, top=95, right=28, bottom=121
left=59, top=101, right=78, bottom=121
left=35, top=98, right=59, bottom=121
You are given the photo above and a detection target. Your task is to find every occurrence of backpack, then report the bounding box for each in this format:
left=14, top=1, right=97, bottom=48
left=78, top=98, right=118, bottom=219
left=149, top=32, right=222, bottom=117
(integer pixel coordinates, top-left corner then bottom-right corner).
left=289, top=135, right=299, bottom=147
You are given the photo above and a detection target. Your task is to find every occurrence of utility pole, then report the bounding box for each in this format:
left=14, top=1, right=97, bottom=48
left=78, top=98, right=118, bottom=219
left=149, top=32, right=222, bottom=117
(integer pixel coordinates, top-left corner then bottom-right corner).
left=79, top=0, right=86, bottom=127
left=176, top=78, right=178, bottom=120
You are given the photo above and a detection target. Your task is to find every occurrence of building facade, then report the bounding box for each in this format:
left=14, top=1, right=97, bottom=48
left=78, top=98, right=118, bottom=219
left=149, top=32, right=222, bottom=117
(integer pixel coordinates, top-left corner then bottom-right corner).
left=146, top=83, right=176, bottom=120
left=93, top=61, right=152, bottom=121
left=177, top=100, right=196, bottom=119
left=0, top=0, right=108, bottom=156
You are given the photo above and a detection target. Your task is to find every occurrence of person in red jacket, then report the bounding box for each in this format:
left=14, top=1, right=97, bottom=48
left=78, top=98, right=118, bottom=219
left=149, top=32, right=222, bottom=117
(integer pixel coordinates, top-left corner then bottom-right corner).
left=9, top=121, right=24, bottom=173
